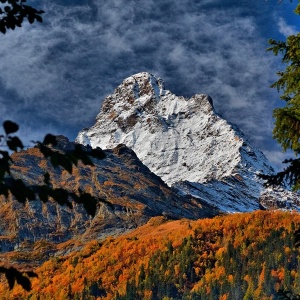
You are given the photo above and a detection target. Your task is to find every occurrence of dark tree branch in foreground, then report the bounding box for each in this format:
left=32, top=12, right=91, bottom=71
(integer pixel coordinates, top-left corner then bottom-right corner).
left=259, top=158, right=300, bottom=190
left=0, top=0, right=44, bottom=34
left=0, top=267, right=38, bottom=291
left=0, top=1, right=45, bottom=288
left=0, top=1, right=108, bottom=292
left=0, top=120, right=107, bottom=216
left=0, top=121, right=109, bottom=290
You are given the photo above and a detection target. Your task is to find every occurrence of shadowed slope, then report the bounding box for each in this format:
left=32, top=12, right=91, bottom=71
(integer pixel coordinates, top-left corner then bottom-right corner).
left=0, top=136, right=218, bottom=266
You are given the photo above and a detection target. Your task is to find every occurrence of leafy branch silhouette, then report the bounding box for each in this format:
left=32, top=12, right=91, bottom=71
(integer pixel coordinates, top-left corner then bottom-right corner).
left=0, top=120, right=109, bottom=290
left=0, top=1, right=111, bottom=290
left=0, top=0, right=44, bottom=34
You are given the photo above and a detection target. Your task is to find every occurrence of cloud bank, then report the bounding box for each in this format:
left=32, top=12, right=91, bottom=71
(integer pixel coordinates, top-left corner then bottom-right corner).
left=277, top=17, right=298, bottom=37
left=0, top=0, right=295, bottom=168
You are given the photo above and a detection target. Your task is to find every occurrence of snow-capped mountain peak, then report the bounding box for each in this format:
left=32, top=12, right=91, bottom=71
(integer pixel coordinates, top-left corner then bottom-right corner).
left=76, top=72, right=298, bottom=212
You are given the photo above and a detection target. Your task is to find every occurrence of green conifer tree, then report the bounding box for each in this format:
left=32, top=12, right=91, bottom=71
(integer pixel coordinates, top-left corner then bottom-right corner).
left=262, top=2, right=300, bottom=189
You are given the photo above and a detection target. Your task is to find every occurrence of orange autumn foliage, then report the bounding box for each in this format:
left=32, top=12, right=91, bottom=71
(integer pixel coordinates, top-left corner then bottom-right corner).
left=0, top=211, right=299, bottom=299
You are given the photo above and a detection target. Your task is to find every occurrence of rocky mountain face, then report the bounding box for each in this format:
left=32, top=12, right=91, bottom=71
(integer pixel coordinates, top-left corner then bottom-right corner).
left=1, top=72, right=298, bottom=267
left=0, top=136, right=217, bottom=264
left=77, top=72, right=299, bottom=212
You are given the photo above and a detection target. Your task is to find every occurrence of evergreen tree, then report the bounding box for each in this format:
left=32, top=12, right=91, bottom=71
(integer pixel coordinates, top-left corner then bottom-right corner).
left=263, top=3, right=300, bottom=298
left=261, top=2, right=300, bottom=189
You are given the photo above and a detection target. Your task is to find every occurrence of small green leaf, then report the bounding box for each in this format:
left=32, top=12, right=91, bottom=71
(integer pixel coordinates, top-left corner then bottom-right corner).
left=77, top=192, right=97, bottom=217
left=90, top=147, right=106, bottom=160
left=38, top=144, right=52, bottom=158
left=53, top=152, right=73, bottom=173
left=43, top=172, right=50, bottom=185
left=38, top=187, right=49, bottom=203
left=35, top=14, right=42, bottom=23
left=0, top=183, right=9, bottom=198
left=9, top=179, right=35, bottom=203
left=3, top=120, right=19, bottom=135
left=0, top=26, right=6, bottom=34
left=4, top=6, right=10, bottom=13
left=26, top=271, right=38, bottom=278
left=49, top=188, right=73, bottom=209
left=6, top=268, right=15, bottom=290
left=15, top=272, right=31, bottom=291
left=27, top=15, right=34, bottom=24
left=7, top=136, right=23, bottom=151
left=43, top=134, right=57, bottom=146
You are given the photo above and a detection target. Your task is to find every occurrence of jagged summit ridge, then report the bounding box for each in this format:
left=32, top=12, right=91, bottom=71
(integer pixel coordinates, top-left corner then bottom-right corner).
left=77, top=72, right=266, bottom=185
left=76, top=72, right=298, bottom=212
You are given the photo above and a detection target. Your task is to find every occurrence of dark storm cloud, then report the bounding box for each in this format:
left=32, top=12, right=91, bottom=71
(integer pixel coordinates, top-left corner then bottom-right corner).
left=0, top=0, right=296, bottom=166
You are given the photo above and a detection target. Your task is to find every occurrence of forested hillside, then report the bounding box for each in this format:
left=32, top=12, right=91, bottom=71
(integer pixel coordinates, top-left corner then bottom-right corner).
left=1, top=211, right=300, bottom=299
